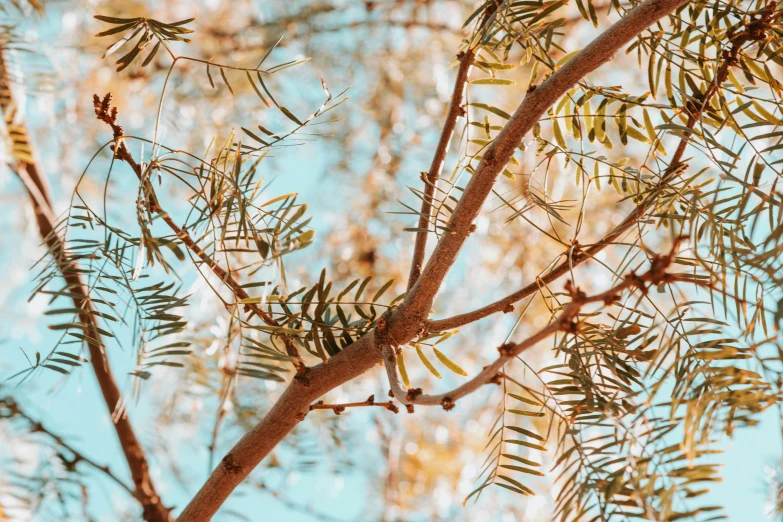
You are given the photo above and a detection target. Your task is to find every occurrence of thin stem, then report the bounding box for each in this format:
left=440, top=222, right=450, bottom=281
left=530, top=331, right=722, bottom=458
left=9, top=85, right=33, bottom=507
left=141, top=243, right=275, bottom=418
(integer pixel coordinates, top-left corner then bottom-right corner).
left=92, top=94, right=307, bottom=374
left=308, top=395, right=400, bottom=415
left=0, top=396, right=135, bottom=496
left=207, top=371, right=236, bottom=474
left=384, top=241, right=684, bottom=408
left=406, top=49, right=475, bottom=291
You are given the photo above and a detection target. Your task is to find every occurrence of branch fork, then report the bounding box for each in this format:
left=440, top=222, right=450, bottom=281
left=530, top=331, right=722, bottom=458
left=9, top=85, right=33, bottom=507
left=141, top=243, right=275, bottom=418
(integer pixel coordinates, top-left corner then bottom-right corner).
left=175, top=0, right=697, bottom=516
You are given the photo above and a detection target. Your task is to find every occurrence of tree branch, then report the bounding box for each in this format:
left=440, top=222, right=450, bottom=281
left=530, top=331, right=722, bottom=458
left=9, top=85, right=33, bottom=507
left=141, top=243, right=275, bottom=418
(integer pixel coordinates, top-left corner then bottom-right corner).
left=391, top=0, right=691, bottom=334
left=0, top=395, right=135, bottom=496
left=178, top=1, right=691, bottom=518
left=426, top=4, right=775, bottom=333
left=384, top=241, right=683, bottom=408
left=406, top=50, right=475, bottom=291
left=177, top=332, right=381, bottom=521
left=92, top=94, right=307, bottom=375
left=308, top=394, right=400, bottom=415
left=1, top=52, right=173, bottom=522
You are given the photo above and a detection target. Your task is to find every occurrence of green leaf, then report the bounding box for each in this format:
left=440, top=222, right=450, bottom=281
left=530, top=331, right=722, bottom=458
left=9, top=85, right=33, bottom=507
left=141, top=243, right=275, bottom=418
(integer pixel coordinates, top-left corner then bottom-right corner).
left=475, top=60, right=515, bottom=71
left=469, top=102, right=511, bottom=120
left=553, top=118, right=567, bottom=148
left=507, top=393, right=542, bottom=406
left=279, top=106, right=303, bottom=125
left=505, top=426, right=545, bottom=441
left=220, top=68, right=234, bottom=95
left=94, top=15, right=138, bottom=24
left=262, top=193, right=297, bottom=207
left=141, top=42, right=161, bottom=67
left=373, top=279, right=395, bottom=302
left=499, top=464, right=545, bottom=476
left=530, top=1, right=565, bottom=24
left=42, top=364, right=70, bottom=375
left=497, top=474, right=535, bottom=494
left=206, top=64, right=215, bottom=88
left=355, top=276, right=372, bottom=301
left=246, top=71, right=270, bottom=107
left=96, top=22, right=138, bottom=37
left=494, top=482, right=531, bottom=496
left=508, top=409, right=546, bottom=417
left=242, top=127, right=270, bottom=146
left=502, top=454, right=541, bottom=467
left=505, top=439, right=547, bottom=451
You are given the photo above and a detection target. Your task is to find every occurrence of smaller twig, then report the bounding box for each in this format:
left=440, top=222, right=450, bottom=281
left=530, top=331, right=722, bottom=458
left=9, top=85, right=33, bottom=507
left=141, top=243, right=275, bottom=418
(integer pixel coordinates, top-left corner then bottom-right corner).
left=308, top=395, right=399, bottom=415
left=406, top=49, right=475, bottom=291
left=207, top=370, right=236, bottom=473
left=0, top=396, right=135, bottom=496
left=92, top=93, right=307, bottom=376
left=385, top=238, right=686, bottom=410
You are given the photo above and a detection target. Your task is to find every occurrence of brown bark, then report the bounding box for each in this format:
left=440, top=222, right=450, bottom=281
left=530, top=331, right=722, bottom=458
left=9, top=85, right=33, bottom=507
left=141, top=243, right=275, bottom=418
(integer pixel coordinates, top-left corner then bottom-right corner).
left=177, top=0, right=689, bottom=519
left=406, top=50, right=475, bottom=290
left=12, top=156, right=173, bottom=522
left=178, top=332, right=381, bottom=521
left=2, top=52, right=173, bottom=522
left=394, top=0, right=690, bottom=330
left=385, top=244, right=683, bottom=407
left=426, top=5, right=773, bottom=332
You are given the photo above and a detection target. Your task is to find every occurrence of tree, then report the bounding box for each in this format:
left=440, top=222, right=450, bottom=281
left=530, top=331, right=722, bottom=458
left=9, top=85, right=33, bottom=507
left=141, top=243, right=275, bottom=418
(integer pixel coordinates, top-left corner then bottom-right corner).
left=2, top=0, right=783, bottom=520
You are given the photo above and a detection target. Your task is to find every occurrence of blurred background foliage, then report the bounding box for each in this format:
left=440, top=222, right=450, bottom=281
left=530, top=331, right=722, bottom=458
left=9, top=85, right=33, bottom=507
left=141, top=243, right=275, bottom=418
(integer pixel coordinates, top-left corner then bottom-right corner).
left=1, top=0, right=783, bottom=521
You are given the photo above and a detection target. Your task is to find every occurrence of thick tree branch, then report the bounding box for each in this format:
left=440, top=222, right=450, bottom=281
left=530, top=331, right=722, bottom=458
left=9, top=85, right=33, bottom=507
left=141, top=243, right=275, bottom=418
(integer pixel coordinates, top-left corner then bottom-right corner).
left=392, top=0, right=691, bottom=334
left=1, top=56, right=173, bottom=522
left=407, top=50, right=475, bottom=291
left=177, top=332, right=381, bottom=521
left=178, top=1, right=691, bottom=518
left=426, top=4, right=776, bottom=333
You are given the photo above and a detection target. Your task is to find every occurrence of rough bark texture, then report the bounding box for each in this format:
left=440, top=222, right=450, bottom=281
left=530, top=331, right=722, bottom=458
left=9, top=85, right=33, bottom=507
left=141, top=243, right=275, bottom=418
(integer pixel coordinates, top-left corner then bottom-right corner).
left=177, top=333, right=381, bottom=521
left=177, top=0, right=689, bottom=519
left=396, top=0, right=690, bottom=329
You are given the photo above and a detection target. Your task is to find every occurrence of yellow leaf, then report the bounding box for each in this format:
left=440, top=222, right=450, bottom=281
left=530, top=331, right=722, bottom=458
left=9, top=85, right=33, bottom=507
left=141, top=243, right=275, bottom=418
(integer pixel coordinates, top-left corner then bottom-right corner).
left=553, top=118, right=567, bottom=149
left=262, top=193, right=298, bottom=207
left=433, top=347, right=467, bottom=376
left=416, top=345, right=442, bottom=379
left=397, top=351, right=410, bottom=388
